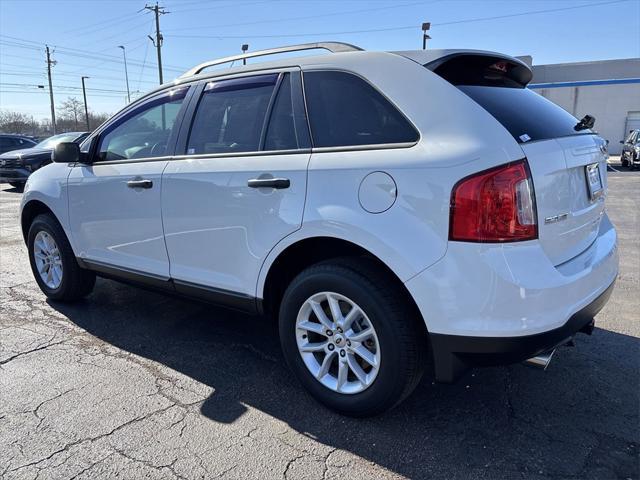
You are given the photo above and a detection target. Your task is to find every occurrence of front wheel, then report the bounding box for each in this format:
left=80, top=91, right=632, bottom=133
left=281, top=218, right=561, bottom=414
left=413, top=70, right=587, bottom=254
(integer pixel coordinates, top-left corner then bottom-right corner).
left=621, top=155, right=629, bottom=168
left=279, top=259, right=426, bottom=416
left=27, top=213, right=96, bottom=301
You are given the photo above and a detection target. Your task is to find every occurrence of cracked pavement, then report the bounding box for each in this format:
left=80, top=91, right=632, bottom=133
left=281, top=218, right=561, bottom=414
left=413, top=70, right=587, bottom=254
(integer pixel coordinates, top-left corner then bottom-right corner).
left=1, top=170, right=638, bottom=480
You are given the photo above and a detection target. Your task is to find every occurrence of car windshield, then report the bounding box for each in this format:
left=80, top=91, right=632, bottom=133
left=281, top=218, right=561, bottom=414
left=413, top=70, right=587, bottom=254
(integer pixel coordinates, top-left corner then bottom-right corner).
left=35, top=133, right=82, bottom=149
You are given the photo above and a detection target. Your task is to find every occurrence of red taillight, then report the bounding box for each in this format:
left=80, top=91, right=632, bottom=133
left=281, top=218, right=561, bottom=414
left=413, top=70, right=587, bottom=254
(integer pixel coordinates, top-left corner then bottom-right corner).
left=449, top=159, right=537, bottom=242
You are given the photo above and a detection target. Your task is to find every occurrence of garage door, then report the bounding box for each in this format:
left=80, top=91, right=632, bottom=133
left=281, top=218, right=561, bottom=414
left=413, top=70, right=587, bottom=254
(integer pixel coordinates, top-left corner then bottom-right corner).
left=625, top=111, right=640, bottom=136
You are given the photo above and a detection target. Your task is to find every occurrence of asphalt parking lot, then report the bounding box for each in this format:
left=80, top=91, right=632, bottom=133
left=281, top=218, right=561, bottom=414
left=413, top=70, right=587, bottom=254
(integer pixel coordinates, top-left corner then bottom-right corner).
left=1, top=166, right=638, bottom=480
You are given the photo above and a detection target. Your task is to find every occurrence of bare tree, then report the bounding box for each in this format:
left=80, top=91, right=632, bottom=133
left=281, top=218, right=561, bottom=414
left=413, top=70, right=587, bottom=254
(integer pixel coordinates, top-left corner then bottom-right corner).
left=0, top=111, right=37, bottom=134
left=87, top=111, right=110, bottom=131
left=0, top=108, right=111, bottom=137
left=58, top=97, right=85, bottom=130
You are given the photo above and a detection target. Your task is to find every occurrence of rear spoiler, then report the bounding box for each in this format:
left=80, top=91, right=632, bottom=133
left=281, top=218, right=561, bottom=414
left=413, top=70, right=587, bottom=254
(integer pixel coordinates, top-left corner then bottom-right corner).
left=394, top=49, right=533, bottom=88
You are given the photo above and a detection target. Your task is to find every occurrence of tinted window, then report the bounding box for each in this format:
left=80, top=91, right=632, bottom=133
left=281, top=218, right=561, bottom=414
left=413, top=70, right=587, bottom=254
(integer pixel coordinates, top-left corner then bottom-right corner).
left=264, top=73, right=310, bottom=151
left=187, top=74, right=278, bottom=155
left=303, top=71, right=419, bottom=148
left=459, top=86, right=587, bottom=143
left=98, top=88, right=187, bottom=161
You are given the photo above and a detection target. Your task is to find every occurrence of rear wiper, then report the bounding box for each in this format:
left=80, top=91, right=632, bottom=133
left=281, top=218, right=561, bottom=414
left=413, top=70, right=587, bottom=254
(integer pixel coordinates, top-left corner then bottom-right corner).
left=574, top=114, right=595, bottom=131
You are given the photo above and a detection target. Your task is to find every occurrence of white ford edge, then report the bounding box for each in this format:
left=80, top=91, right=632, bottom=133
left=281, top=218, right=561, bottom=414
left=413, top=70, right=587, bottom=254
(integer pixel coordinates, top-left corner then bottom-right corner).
left=20, top=43, right=618, bottom=416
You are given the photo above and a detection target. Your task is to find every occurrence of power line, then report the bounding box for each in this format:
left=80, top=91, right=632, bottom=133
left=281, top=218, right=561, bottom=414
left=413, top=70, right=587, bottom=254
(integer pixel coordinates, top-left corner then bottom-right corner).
left=0, top=50, right=159, bottom=78
left=0, top=82, right=128, bottom=94
left=63, top=11, right=141, bottom=35
left=168, top=0, right=630, bottom=39
left=0, top=89, right=129, bottom=100
left=71, top=14, right=150, bottom=39
left=137, top=20, right=155, bottom=91
left=168, top=0, right=271, bottom=14
left=79, top=19, right=156, bottom=49
left=0, top=71, right=155, bottom=87
left=0, top=35, right=188, bottom=71
left=164, top=0, right=435, bottom=32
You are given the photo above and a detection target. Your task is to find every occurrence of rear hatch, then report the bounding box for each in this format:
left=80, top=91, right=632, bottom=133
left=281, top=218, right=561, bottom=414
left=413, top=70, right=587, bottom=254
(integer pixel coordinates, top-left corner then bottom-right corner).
left=458, top=84, right=607, bottom=265
left=423, top=52, right=608, bottom=265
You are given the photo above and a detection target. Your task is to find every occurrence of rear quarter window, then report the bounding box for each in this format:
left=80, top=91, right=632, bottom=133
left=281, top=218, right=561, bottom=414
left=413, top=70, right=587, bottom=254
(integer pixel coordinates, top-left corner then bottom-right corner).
left=458, top=85, right=587, bottom=143
left=303, top=71, right=419, bottom=148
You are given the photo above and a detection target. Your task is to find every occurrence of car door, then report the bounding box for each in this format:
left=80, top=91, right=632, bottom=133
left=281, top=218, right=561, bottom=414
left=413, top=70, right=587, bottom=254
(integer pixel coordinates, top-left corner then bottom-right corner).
left=162, top=69, right=311, bottom=307
left=67, top=86, right=191, bottom=282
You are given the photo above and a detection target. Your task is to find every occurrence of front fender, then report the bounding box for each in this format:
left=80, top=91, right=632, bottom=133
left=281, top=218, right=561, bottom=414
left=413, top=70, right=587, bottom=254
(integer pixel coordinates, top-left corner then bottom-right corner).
left=20, top=163, right=74, bottom=250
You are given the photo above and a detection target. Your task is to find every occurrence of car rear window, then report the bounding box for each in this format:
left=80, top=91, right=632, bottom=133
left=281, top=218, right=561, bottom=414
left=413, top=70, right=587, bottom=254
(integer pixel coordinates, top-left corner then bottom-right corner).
left=458, top=85, right=589, bottom=143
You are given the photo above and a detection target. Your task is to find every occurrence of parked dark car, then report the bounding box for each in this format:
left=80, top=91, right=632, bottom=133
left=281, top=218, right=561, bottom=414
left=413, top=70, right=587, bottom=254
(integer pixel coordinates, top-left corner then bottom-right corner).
left=620, top=129, right=640, bottom=169
left=0, top=134, right=37, bottom=155
left=0, top=132, right=89, bottom=190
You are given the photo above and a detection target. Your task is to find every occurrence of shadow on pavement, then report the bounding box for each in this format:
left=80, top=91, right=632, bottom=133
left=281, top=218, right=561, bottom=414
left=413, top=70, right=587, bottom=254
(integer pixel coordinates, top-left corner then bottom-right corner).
left=52, top=279, right=639, bottom=479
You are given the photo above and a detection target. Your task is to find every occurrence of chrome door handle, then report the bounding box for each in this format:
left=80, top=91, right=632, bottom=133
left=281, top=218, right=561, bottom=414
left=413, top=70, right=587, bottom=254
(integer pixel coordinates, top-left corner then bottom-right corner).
left=247, top=178, right=290, bottom=189
left=127, top=179, right=153, bottom=189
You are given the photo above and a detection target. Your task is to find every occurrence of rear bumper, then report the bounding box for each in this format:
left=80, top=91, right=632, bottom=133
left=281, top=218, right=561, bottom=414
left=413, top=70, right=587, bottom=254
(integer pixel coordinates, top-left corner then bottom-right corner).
left=0, top=168, right=29, bottom=183
left=429, top=279, right=615, bottom=382
left=405, top=212, right=618, bottom=382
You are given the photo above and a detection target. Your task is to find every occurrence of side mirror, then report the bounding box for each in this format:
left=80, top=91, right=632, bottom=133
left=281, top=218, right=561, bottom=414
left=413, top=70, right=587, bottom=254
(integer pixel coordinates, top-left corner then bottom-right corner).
left=52, top=142, right=81, bottom=163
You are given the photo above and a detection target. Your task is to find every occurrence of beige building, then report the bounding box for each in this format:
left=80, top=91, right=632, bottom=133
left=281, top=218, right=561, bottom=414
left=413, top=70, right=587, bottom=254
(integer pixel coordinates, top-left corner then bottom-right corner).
left=528, top=58, right=640, bottom=155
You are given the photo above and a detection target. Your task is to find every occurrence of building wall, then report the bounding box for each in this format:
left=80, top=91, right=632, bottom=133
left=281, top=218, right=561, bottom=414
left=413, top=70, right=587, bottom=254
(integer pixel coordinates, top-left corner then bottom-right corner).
left=532, top=83, right=640, bottom=154
left=532, top=58, right=640, bottom=83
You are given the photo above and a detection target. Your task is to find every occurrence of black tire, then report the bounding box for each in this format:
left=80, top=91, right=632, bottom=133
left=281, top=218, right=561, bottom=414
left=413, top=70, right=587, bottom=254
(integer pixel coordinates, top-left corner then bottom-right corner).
left=621, top=156, right=629, bottom=168
left=279, top=258, right=427, bottom=417
left=9, top=181, right=24, bottom=191
left=27, top=213, right=96, bottom=301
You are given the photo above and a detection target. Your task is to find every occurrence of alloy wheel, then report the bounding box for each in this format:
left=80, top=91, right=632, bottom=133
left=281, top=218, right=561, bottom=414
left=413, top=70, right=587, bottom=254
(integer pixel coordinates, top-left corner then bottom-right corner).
left=295, top=291, right=381, bottom=394
left=33, top=231, right=63, bottom=289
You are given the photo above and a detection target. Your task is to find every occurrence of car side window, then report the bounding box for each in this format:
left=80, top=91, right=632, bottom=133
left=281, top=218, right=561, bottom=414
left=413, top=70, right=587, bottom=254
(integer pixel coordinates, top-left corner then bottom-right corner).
left=187, top=74, right=279, bottom=155
left=303, top=70, right=419, bottom=148
left=97, top=87, right=188, bottom=162
left=626, top=131, right=636, bottom=144
left=263, top=73, right=310, bottom=151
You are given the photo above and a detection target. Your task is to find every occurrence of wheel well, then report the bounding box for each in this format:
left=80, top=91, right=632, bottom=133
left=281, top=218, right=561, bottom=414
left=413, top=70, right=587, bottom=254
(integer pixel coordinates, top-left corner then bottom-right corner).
left=21, top=200, right=55, bottom=242
left=262, top=237, right=425, bottom=329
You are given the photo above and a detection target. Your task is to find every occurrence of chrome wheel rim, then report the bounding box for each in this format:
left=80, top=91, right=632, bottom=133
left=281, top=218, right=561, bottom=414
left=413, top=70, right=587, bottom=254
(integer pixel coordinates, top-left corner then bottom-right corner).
left=33, top=231, right=63, bottom=289
left=296, top=292, right=381, bottom=394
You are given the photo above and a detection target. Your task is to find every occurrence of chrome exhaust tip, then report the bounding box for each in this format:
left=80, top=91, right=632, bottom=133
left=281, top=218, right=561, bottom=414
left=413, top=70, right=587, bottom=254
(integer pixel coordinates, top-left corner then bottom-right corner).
left=524, top=349, right=556, bottom=370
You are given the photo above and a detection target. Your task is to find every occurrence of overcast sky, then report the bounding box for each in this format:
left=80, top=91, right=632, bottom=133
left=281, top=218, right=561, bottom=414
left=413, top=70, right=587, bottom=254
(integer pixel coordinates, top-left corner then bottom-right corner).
left=1, top=0, right=638, bottom=121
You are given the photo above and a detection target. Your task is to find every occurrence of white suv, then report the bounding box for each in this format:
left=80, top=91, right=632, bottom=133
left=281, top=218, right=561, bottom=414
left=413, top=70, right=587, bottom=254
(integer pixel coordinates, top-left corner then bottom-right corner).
left=20, top=43, right=618, bottom=416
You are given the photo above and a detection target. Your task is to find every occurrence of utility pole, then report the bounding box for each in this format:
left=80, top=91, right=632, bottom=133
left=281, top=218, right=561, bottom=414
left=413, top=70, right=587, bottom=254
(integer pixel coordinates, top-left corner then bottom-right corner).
left=241, top=44, right=249, bottom=65
left=81, top=76, right=90, bottom=130
left=118, top=46, right=131, bottom=103
left=422, top=22, right=431, bottom=50
left=45, top=45, right=57, bottom=134
left=145, top=3, right=168, bottom=85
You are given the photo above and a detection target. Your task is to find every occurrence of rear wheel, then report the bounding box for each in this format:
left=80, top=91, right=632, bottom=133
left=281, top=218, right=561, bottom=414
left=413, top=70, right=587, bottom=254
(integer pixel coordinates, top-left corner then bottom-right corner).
left=279, top=259, right=426, bottom=416
left=9, top=181, right=24, bottom=191
left=27, top=213, right=96, bottom=301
